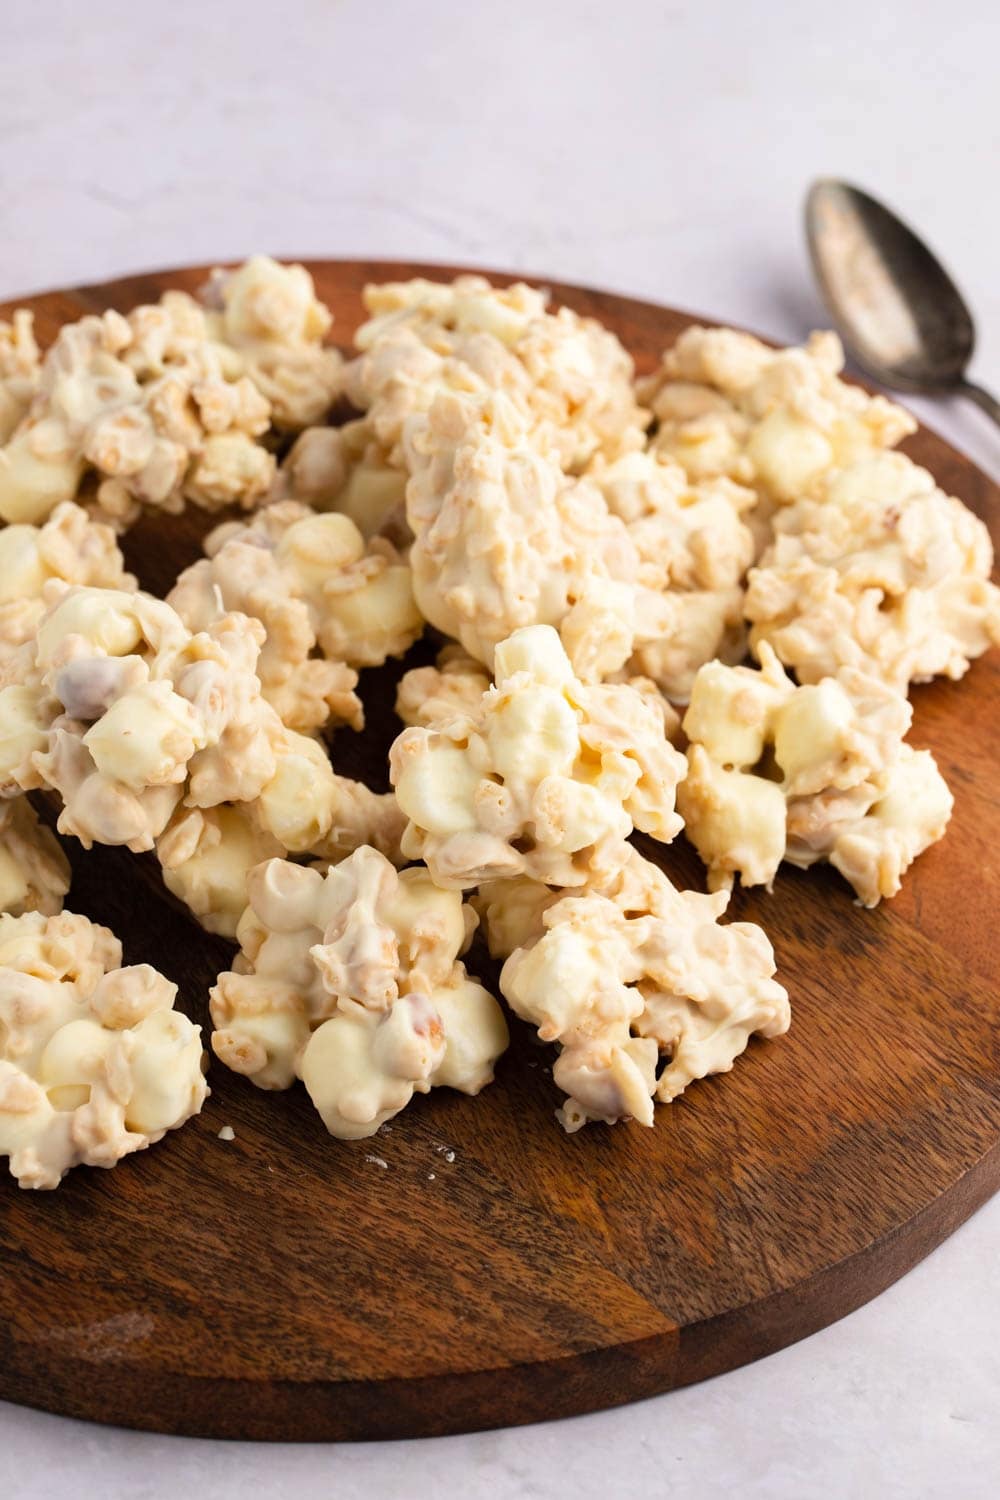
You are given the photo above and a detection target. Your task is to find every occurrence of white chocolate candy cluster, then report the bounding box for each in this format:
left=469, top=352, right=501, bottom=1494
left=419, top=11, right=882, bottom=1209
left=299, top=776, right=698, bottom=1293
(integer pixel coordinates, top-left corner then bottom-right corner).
left=200, top=256, right=342, bottom=429
left=169, top=499, right=422, bottom=733
left=210, top=845, right=508, bottom=1137
left=678, top=643, right=953, bottom=905
left=639, top=327, right=915, bottom=540
left=0, top=258, right=341, bottom=529
left=0, top=910, right=206, bottom=1188
left=0, top=293, right=274, bottom=528
left=346, top=274, right=647, bottom=477
left=390, top=625, right=685, bottom=890
left=0, top=584, right=285, bottom=851
left=0, top=310, right=41, bottom=444
left=493, top=849, right=789, bottom=1131
left=745, top=453, right=1000, bottom=690
left=0, top=798, right=71, bottom=916
left=403, top=390, right=679, bottom=682
left=0, top=500, right=136, bottom=669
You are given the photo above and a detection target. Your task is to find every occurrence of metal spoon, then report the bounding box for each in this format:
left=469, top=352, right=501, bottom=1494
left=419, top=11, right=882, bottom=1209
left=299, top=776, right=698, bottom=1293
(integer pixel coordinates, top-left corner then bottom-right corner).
left=805, top=179, right=1000, bottom=427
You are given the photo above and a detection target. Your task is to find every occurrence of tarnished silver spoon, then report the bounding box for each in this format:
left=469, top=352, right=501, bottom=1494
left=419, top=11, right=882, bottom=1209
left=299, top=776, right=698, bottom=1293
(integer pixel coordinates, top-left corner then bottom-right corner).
left=805, top=179, right=1000, bottom=427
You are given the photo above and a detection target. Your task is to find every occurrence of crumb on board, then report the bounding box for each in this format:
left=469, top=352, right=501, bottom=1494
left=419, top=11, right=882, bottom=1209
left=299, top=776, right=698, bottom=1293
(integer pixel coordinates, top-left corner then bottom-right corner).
left=365, top=1154, right=389, bottom=1169
left=218, top=1125, right=235, bottom=1141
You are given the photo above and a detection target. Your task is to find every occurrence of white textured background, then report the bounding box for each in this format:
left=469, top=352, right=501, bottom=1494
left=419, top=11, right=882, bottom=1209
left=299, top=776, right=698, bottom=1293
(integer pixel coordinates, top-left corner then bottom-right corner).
left=3, top=1, right=999, bottom=1495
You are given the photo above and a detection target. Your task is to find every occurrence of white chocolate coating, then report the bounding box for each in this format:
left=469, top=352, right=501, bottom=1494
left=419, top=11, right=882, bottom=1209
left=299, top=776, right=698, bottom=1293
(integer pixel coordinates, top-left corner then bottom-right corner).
left=0, top=910, right=206, bottom=1188
left=678, top=642, right=953, bottom=904
left=395, top=646, right=492, bottom=729
left=210, top=846, right=507, bottom=1136
left=0, top=799, right=71, bottom=916
left=498, top=849, right=789, bottom=1130
left=390, top=624, right=686, bottom=890
left=745, top=452, right=1000, bottom=689
left=277, top=419, right=410, bottom=542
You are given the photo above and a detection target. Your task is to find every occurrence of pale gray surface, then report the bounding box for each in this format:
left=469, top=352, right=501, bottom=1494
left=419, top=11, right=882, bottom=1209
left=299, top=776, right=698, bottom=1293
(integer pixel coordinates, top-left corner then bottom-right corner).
left=2, top=1, right=998, bottom=1495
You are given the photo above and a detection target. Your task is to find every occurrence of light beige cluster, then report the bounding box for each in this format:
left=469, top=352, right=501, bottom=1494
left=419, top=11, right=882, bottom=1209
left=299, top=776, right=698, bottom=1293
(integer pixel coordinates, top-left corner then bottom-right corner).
left=402, top=390, right=680, bottom=683
left=678, top=643, right=953, bottom=905
left=210, top=845, right=508, bottom=1137
left=745, top=453, right=1000, bottom=690
left=0, top=798, right=71, bottom=916
left=390, top=625, right=685, bottom=890
left=345, top=274, right=647, bottom=476
left=480, top=849, right=789, bottom=1130
left=0, top=909, right=206, bottom=1188
left=639, top=326, right=915, bottom=540
left=200, top=255, right=342, bottom=429
left=0, top=581, right=405, bottom=938
left=168, top=499, right=422, bottom=733
left=0, top=257, right=341, bottom=530
left=0, top=501, right=136, bottom=669
left=0, top=310, right=41, bottom=444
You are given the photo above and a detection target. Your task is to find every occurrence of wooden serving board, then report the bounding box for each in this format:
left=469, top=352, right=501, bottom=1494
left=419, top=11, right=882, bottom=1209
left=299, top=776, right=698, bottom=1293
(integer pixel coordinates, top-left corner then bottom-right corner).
left=1, top=262, right=998, bottom=1443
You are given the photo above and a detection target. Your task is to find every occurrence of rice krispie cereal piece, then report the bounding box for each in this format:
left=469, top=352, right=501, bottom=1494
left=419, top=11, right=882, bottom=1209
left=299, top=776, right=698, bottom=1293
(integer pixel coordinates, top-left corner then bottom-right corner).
left=745, top=452, right=1000, bottom=690
left=210, top=846, right=507, bottom=1136
left=678, top=642, right=953, bottom=905
left=497, top=849, right=789, bottom=1131
left=390, top=624, right=685, bottom=890
left=0, top=909, right=206, bottom=1188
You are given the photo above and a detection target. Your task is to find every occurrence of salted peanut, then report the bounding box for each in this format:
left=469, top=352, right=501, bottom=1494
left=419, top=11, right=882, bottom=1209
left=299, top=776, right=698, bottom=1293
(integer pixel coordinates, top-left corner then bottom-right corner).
left=0, top=799, right=71, bottom=916
left=404, top=389, right=676, bottom=679
left=745, top=452, right=1000, bottom=690
left=498, top=849, right=789, bottom=1131
left=0, top=310, right=41, bottom=444
left=678, top=642, right=953, bottom=904
left=200, top=256, right=342, bottom=429
left=639, top=328, right=915, bottom=535
left=396, top=646, right=492, bottom=729
left=348, top=274, right=648, bottom=474
left=0, top=501, right=136, bottom=670
left=390, top=624, right=686, bottom=890
left=277, top=420, right=409, bottom=541
left=210, top=847, right=507, bottom=1136
left=0, top=909, right=206, bottom=1188
left=0, top=296, right=275, bottom=528
left=0, top=584, right=286, bottom=853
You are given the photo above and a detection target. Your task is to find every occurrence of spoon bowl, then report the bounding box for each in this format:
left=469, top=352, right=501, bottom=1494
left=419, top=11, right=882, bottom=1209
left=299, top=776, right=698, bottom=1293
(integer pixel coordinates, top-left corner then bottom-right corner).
left=805, top=179, right=999, bottom=425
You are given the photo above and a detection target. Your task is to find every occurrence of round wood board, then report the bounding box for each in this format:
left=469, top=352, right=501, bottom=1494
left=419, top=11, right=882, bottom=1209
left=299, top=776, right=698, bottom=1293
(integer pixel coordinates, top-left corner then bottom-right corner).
left=1, top=261, right=998, bottom=1443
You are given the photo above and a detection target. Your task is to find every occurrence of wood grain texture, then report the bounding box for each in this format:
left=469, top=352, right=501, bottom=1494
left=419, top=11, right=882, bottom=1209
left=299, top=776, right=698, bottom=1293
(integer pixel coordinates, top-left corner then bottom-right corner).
left=0, top=262, right=998, bottom=1442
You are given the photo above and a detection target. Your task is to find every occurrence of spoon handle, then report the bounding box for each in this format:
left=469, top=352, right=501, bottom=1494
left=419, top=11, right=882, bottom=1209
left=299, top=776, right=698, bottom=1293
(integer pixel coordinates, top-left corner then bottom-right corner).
left=958, top=380, right=1000, bottom=429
